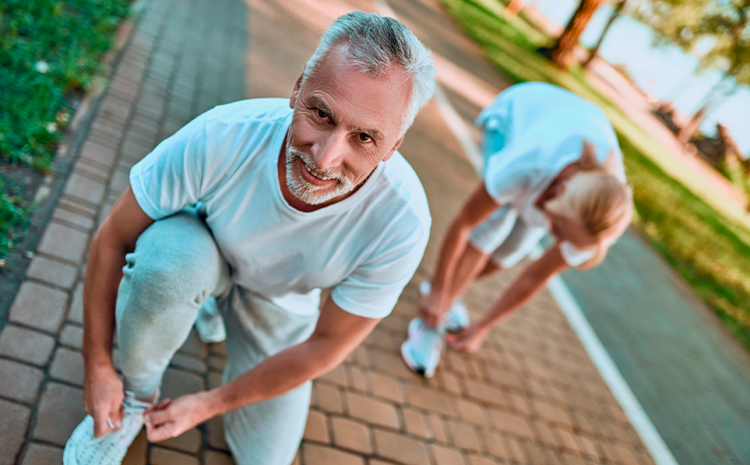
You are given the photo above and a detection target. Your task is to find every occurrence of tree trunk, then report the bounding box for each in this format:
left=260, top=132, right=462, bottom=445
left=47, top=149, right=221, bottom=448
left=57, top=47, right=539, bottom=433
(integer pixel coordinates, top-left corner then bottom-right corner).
left=678, top=79, right=736, bottom=145
left=550, top=0, right=605, bottom=69
left=582, top=0, right=627, bottom=68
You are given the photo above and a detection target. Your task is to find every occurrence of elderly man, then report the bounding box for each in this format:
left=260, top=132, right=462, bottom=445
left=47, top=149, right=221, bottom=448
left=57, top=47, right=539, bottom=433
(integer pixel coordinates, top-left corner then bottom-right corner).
left=63, top=11, right=435, bottom=465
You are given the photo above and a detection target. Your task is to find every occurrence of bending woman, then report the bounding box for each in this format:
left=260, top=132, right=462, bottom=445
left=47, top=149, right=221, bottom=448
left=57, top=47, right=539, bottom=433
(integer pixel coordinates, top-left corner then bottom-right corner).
left=401, top=82, right=633, bottom=378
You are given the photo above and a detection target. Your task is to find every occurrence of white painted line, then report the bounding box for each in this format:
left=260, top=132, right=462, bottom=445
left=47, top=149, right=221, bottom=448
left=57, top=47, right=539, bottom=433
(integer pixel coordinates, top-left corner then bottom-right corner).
left=372, top=1, right=679, bottom=463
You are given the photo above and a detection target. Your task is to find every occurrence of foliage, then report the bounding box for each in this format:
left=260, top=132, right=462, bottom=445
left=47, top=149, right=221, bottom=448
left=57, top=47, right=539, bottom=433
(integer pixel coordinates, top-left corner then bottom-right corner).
left=440, top=0, right=750, bottom=351
left=0, top=0, right=131, bottom=170
left=0, top=179, right=33, bottom=256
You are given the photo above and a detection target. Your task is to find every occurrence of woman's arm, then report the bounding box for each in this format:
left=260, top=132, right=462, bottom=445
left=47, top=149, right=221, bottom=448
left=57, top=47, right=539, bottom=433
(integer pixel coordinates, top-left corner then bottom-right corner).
left=420, top=183, right=500, bottom=326
left=447, top=243, right=569, bottom=352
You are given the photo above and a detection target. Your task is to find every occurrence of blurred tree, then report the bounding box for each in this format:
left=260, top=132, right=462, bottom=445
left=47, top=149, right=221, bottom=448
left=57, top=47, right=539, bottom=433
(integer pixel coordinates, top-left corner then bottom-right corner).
left=644, top=0, right=750, bottom=143
left=549, top=0, right=606, bottom=68
left=582, top=0, right=628, bottom=68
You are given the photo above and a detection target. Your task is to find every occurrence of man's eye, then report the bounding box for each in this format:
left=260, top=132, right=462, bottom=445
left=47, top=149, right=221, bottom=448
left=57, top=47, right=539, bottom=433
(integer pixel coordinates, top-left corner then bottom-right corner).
left=359, top=133, right=372, bottom=142
left=316, top=109, right=329, bottom=120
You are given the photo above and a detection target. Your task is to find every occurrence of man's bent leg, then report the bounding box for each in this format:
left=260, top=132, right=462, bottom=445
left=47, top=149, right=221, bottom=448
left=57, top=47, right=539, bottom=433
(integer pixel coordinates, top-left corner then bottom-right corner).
left=218, top=288, right=318, bottom=465
left=115, top=210, right=230, bottom=398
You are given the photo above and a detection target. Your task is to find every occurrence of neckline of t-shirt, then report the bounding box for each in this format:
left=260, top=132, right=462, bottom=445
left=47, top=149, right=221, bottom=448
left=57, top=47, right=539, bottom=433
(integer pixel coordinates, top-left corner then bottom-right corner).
left=267, top=112, right=385, bottom=218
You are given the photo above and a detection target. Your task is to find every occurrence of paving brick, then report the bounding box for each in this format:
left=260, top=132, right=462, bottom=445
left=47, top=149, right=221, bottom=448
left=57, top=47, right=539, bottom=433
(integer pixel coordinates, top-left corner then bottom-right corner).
left=19, top=443, right=63, bottom=465
left=0, top=399, right=31, bottom=465
left=368, top=371, right=404, bottom=404
left=348, top=365, right=368, bottom=392
left=402, top=407, right=432, bottom=439
left=150, top=446, right=199, bottom=465
left=27, top=255, right=78, bottom=289
left=302, top=443, right=365, bottom=465
left=455, top=398, right=489, bottom=426
left=481, top=429, right=511, bottom=460
left=37, top=222, right=89, bottom=264
left=488, top=409, right=535, bottom=440
left=204, top=450, right=236, bottom=465
left=159, top=427, right=202, bottom=454
left=0, top=325, right=55, bottom=365
left=467, top=455, right=498, bottom=465
left=32, top=382, right=86, bottom=445
left=447, top=420, right=482, bottom=452
left=169, top=352, right=207, bottom=373
left=346, top=392, right=400, bottom=429
left=162, top=367, right=204, bottom=398
left=534, top=399, right=573, bottom=427
left=428, top=413, right=449, bottom=444
left=49, top=347, right=85, bottom=386
left=64, top=173, right=107, bottom=205
left=320, top=363, right=348, bottom=387
left=463, top=379, right=508, bottom=409
left=60, top=323, right=84, bottom=349
left=208, top=416, right=230, bottom=451
left=303, top=409, right=330, bottom=443
left=0, top=359, right=44, bottom=402
left=9, top=281, right=68, bottom=333
left=373, top=428, right=430, bottom=465
left=68, top=282, right=84, bottom=324
left=431, top=444, right=468, bottom=465
left=177, top=329, right=207, bottom=358
left=79, top=140, right=117, bottom=168
left=314, top=382, right=344, bottom=414
left=122, top=429, right=148, bottom=465
left=332, top=416, right=373, bottom=454
left=405, top=383, right=456, bottom=416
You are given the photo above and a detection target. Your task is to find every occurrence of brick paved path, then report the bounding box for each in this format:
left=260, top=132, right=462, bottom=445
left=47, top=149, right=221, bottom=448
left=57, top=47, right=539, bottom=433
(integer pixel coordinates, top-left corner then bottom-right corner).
left=1, top=0, right=658, bottom=464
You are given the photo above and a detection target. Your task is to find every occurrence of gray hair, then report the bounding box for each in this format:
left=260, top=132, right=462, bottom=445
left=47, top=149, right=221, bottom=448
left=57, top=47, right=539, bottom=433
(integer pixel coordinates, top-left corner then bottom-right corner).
left=301, top=11, right=436, bottom=133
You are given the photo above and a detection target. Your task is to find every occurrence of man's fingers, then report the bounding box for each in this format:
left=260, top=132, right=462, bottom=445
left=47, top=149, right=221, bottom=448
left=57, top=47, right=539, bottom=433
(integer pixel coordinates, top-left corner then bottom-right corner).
left=145, top=422, right=174, bottom=442
left=144, top=407, right=172, bottom=427
left=92, top=412, right=112, bottom=437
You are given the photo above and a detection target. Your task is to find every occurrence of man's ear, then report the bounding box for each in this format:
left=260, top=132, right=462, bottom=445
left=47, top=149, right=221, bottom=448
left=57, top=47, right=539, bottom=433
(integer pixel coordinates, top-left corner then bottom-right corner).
left=382, top=135, right=405, bottom=162
left=290, top=73, right=304, bottom=109
left=578, top=140, right=599, bottom=171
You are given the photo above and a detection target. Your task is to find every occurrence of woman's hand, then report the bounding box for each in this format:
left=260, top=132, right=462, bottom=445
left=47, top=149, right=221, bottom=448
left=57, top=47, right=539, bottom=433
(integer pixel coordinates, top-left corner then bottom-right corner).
left=418, top=290, right=448, bottom=327
left=446, top=322, right=490, bottom=352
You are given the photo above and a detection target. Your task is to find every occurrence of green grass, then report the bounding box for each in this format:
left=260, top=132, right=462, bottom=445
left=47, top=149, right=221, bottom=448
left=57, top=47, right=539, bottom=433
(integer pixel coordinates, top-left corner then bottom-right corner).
left=0, top=179, right=32, bottom=258
left=440, top=0, right=750, bottom=351
left=0, top=0, right=131, bottom=257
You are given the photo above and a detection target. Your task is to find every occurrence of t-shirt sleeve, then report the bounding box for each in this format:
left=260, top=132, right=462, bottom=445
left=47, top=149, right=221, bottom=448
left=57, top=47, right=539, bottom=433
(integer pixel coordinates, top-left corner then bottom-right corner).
left=483, top=145, right=535, bottom=204
left=560, top=241, right=596, bottom=267
left=330, top=226, right=429, bottom=319
left=129, top=115, right=211, bottom=220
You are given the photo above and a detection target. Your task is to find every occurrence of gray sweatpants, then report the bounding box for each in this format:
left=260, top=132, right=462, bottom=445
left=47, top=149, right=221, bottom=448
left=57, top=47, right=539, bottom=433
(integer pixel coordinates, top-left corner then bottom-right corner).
left=114, top=209, right=318, bottom=465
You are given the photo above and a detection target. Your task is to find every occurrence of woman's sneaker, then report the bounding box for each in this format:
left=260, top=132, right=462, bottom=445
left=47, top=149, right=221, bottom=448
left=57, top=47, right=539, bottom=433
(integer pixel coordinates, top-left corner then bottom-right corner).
left=417, top=281, right=470, bottom=332
left=63, top=391, right=155, bottom=465
left=401, top=317, right=446, bottom=378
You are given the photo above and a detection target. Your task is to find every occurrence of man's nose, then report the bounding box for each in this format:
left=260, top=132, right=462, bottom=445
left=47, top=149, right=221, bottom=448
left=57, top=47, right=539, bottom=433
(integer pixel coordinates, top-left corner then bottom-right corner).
left=313, top=130, right=347, bottom=170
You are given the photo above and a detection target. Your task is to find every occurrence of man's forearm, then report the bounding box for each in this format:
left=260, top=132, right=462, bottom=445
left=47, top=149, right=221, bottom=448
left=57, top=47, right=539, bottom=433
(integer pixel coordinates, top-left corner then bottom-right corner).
left=82, top=232, right=128, bottom=370
left=205, top=335, right=346, bottom=417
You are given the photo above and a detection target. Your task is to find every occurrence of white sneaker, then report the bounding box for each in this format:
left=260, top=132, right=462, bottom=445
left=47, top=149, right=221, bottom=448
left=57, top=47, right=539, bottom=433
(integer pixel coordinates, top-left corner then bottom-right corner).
left=195, top=296, right=226, bottom=343
left=401, top=317, right=446, bottom=378
left=418, top=281, right=470, bottom=332
left=63, top=391, right=154, bottom=465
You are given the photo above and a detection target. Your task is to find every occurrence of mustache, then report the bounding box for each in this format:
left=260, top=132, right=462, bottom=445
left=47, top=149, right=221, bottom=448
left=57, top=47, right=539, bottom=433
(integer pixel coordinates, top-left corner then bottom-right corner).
left=287, top=146, right=345, bottom=182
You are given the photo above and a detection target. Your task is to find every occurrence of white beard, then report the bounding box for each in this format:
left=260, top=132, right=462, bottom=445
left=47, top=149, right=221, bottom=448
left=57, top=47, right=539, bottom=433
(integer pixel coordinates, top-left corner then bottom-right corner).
left=285, top=144, right=356, bottom=205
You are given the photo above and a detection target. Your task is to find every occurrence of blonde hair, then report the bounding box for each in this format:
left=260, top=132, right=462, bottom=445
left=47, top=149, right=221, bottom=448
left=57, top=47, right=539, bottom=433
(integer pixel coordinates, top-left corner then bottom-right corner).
left=552, top=142, right=633, bottom=270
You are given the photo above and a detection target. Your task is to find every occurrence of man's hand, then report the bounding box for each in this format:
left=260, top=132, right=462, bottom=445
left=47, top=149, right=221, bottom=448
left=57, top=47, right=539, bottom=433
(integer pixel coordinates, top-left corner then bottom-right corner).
left=418, top=290, right=448, bottom=327
left=144, top=392, right=212, bottom=442
left=445, top=322, right=490, bottom=353
left=83, top=364, right=125, bottom=437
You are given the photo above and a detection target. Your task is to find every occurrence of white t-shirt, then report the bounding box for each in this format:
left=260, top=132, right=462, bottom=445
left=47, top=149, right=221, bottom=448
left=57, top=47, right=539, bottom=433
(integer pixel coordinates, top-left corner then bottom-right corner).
left=130, top=99, right=431, bottom=318
left=476, top=82, right=626, bottom=266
